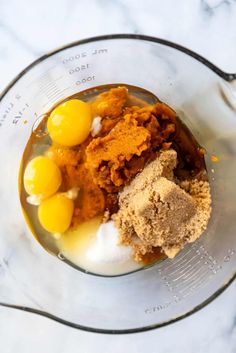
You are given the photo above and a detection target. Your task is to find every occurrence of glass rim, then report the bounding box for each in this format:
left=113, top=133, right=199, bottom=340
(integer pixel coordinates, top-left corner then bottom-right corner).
left=1, top=33, right=235, bottom=334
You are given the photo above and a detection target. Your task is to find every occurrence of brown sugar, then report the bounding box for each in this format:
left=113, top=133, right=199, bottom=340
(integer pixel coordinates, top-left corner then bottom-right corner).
left=122, top=177, right=196, bottom=246
left=114, top=150, right=212, bottom=261
left=118, top=149, right=177, bottom=201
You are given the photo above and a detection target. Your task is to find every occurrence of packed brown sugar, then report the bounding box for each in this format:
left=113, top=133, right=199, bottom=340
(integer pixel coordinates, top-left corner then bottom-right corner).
left=113, top=150, right=211, bottom=261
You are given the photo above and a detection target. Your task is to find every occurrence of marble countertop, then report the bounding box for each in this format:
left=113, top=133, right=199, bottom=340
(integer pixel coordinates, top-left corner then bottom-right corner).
left=1, top=0, right=236, bottom=352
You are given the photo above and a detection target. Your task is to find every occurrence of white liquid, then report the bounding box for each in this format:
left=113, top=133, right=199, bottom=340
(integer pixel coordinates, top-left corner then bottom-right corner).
left=57, top=219, right=141, bottom=276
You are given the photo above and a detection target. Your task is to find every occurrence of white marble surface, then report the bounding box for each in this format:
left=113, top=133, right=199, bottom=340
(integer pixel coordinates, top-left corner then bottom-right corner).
left=1, top=0, right=236, bottom=352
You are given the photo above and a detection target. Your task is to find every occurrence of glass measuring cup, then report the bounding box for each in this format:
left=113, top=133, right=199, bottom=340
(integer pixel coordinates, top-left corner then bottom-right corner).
left=0, top=34, right=236, bottom=333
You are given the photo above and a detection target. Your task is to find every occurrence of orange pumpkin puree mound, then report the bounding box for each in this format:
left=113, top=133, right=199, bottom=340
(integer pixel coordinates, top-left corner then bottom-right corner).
left=47, top=146, right=105, bottom=226
left=91, top=86, right=128, bottom=118
left=86, top=117, right=151, bottom=192
left=86, top=103, right=176, bottom=193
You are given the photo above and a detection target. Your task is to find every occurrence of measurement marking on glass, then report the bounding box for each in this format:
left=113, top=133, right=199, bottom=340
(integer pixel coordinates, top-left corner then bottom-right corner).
left=175, top=269, right=210, bottom=290
left=146, top=250, right=235, bottom=314
left=42, top=87, right=71, bottom=107
left=157, top=244, right=236, bottom=301
left=172, top=268, right=209, bottom=290
left=161, top=267, right=210, bottom=296
left=178, top=272, right=211, bottom=295
left=62, top=52, right=87, bottom=64
left=38, top=75, right=64, bottom=88
left=165, top=253, right=200, bottom=276
left=39, top=85, right=61, bottom=95
left=62, top=48, right=108, bottom=64
left=172, top=248, right=193, bottom=261
left=170, top=263, right=200, bottom=281
left=76, top=76, right=95, bottom=86
left=38, top=81, right=58, bottom=90
left=159, top=247, right=194, bottom=270
left=46, top=89, right=63, bottom=99
left=68, top=64, right=90, bottom=75
left=26, top=66, right=60, bottom=88
left=170, top=260, right=203, bottom=282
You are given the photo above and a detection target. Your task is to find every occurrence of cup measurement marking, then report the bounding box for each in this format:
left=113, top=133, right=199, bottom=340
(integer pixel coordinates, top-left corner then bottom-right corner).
left=76, top=76, right=95, bottom=86
left=159, top=245, right=223, bottom=293
left=159, top=247, right=193, bottom=271
left=69, top=64, right=90, bottom=75
left=62, top=48, right=108, bottom=87
left=62, top=48, right=108, bottom=64
left=0, top=48, right=108, bottom=128
left=170, top=260, right=202, bottom=282
left=145, top=246, right=235, bottom=314
left=12, top=102, right=30, bottom=125
left=166, top=253, right=200, bottom=276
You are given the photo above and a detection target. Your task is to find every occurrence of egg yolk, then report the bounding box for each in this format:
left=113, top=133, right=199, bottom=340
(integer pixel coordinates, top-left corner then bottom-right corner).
left=24, top=156, right=62, bottom=199
left=47, top=99, right=92, bottom=147
left=38, top=193, right=74, bottom=233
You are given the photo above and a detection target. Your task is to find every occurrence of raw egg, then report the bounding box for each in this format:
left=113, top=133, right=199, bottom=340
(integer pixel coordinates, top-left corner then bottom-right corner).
left=24, top=156, right=62, bottom=199
left=47, top=99, right=92, bottom=146
left=38, top=193, right=74, bottom=233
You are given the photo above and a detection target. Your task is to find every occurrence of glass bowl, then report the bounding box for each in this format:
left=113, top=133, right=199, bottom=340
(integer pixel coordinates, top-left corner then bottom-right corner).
left=0, top=34, right=236, bottom=334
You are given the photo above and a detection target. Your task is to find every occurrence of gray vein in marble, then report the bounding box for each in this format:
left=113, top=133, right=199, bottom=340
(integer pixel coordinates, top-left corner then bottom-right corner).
left=228, top=315, right=236, bottom=336
left=0, top=262, right=4, bottom=276
left=0, top=20, right=43, bottom=57
left=201, top=0, right=235, bottom=15
left=98, top=0, right=140, bottom=34
left=0, top=242, right=43, bottom=310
